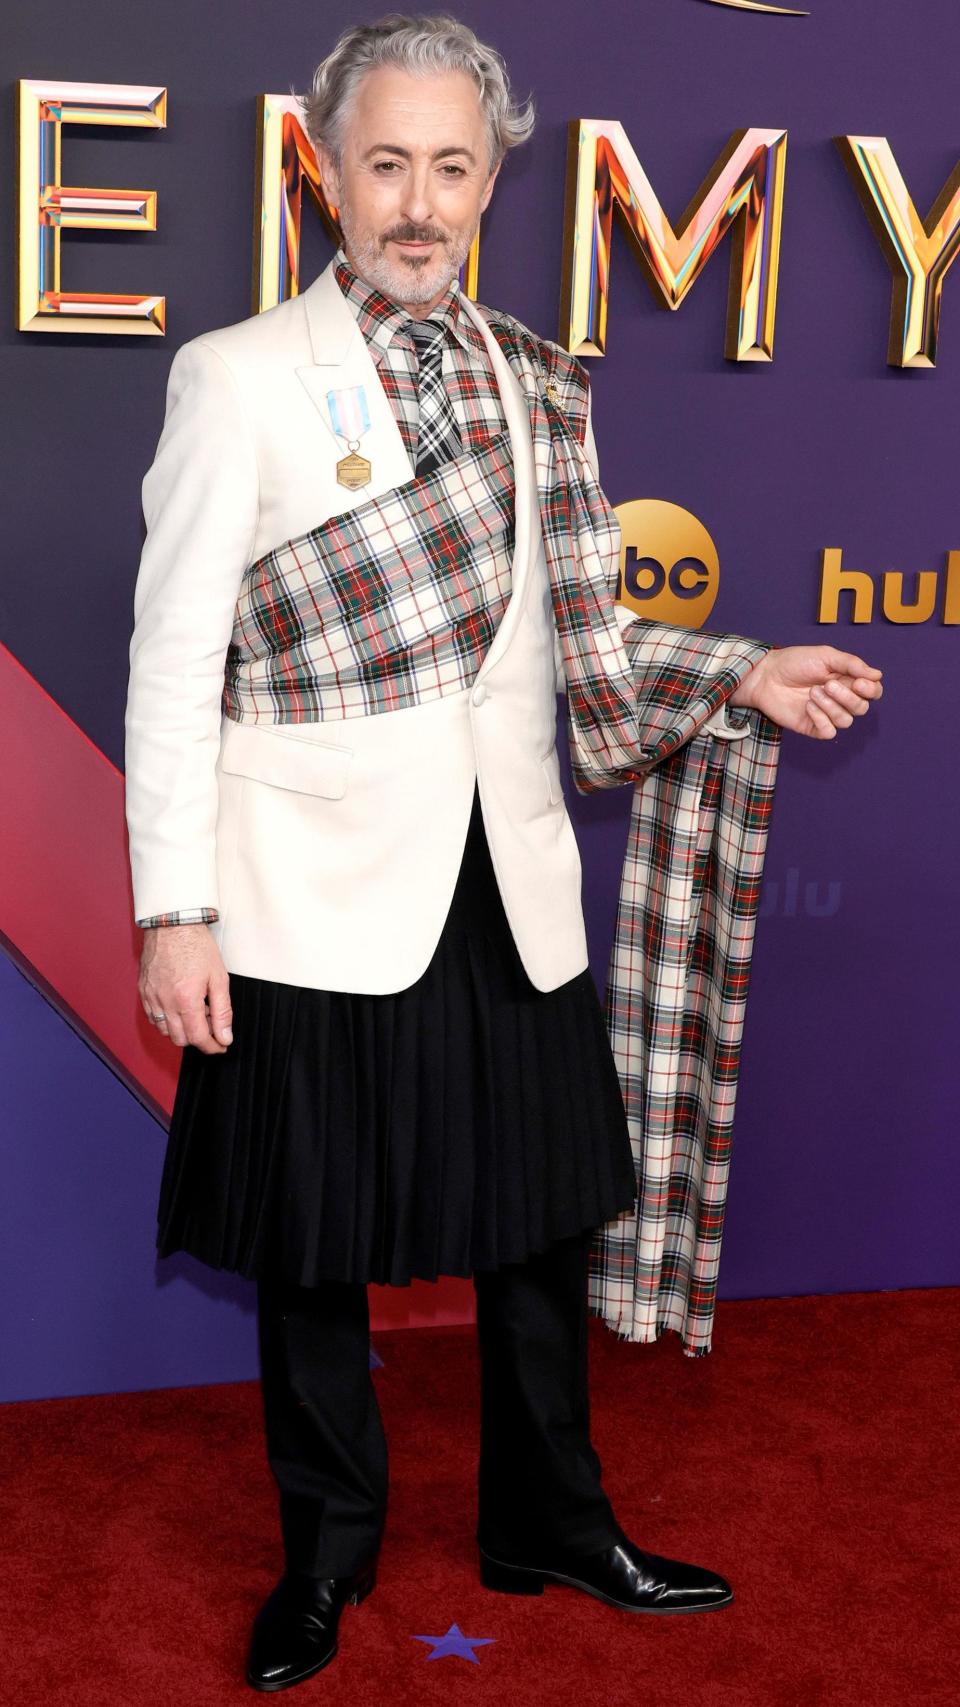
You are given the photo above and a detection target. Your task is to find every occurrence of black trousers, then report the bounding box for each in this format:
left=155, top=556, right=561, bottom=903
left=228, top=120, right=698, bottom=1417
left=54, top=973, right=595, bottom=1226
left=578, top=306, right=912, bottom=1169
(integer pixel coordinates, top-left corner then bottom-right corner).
left=255, top=1225, right=627, bottom=1577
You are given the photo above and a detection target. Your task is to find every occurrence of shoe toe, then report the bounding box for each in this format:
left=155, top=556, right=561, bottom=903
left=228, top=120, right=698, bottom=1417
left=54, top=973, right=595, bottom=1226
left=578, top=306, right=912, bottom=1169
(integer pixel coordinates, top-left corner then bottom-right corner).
left=639, top=1548, right=733, bottom=1607
left=246, top=1578, right=339, bottom=1690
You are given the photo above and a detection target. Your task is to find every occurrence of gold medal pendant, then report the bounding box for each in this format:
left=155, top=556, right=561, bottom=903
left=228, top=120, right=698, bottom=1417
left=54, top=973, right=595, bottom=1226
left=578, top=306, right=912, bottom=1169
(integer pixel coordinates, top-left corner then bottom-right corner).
left=336, top=451, right=372, bottom=490
left=327, top=388, right=373, bottom=488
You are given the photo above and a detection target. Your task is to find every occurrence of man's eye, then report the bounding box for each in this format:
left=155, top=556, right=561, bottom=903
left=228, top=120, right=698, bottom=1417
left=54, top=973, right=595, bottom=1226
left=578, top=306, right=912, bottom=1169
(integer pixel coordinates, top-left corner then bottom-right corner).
left=372, top=161, right=465, bottom=176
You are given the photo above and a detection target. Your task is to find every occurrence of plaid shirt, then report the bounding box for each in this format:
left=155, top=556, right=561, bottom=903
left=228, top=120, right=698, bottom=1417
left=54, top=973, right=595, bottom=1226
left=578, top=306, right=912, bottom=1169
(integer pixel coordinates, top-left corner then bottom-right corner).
left=137, top=246, right=510, bottom=925
left=328, top=244, right=510, bottom=457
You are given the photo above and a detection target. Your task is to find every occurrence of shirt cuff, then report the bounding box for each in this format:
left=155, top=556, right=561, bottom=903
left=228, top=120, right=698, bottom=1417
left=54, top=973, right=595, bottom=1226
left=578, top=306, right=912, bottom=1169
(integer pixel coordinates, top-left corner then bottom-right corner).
left=702, top=701, right=753, bottom=740
left=136, top=906, right=220, bottom=928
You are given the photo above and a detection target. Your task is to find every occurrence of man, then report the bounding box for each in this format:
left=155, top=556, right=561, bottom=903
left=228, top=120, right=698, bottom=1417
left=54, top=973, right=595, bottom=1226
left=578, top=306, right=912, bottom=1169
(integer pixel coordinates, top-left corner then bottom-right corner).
left=124, top=14, right=883, bottom=1693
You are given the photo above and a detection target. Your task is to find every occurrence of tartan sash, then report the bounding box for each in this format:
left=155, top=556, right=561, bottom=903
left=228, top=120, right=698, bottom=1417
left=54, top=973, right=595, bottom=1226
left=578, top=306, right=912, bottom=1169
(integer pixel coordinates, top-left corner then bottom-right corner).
left=224, top=429, right=516, bottom=720
left=223, top=301, right=783, bottom=1355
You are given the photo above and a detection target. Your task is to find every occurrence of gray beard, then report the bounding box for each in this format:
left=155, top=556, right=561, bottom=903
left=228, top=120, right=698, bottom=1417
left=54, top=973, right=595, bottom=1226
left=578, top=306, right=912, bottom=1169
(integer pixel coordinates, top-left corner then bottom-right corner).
left=339, top=210, right=475, bottom=309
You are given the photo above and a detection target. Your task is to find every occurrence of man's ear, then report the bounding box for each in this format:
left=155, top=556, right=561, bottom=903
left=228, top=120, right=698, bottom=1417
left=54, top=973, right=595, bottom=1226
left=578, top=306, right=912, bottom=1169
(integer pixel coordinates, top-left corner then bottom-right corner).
left=315, top=144, right=341, bottom=213
left=479, top=160, right=502, bottom=216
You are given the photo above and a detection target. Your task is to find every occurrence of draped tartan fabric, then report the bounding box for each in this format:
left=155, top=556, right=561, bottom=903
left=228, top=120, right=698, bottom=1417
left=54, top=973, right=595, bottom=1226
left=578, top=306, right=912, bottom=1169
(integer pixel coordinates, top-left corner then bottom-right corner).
left=223, top=430, right=516, bottom=721
left=223, top=296, right=783, bottom=1356
left=587, top=637, right=781, bottom=1356
left=482, top=310, right=782, bottom=1356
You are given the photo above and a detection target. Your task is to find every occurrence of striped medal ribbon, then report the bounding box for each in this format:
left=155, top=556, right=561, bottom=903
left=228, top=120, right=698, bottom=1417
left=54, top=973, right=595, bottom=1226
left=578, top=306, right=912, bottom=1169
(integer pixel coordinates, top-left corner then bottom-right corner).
left=327, top=383, right=373, bottom=490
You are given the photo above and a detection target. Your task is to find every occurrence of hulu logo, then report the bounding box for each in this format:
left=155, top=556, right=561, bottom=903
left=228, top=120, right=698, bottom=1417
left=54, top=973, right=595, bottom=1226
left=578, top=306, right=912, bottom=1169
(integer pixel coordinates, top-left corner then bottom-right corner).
left=759, top=869, right=842, bottom=920
left=818, top=548, right=960, bottom=624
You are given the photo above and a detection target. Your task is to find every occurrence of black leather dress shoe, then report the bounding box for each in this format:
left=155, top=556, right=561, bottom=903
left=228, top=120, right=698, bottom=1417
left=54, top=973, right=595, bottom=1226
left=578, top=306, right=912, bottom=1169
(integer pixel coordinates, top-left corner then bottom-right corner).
left=246, top=1555, right=378, bottom=1692
left=478, top=1534, right=733, bottom=1614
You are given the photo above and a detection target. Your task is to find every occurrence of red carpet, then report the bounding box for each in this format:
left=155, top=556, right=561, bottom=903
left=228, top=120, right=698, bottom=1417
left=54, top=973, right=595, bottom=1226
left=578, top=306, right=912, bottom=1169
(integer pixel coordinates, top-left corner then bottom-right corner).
left=2, top=1287, right=956, bottom=1705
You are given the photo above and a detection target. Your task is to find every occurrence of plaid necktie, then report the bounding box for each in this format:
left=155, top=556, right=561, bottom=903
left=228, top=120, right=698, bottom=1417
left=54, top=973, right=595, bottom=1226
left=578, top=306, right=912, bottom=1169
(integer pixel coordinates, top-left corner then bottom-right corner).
left=406, top=317, right=461, bottom=474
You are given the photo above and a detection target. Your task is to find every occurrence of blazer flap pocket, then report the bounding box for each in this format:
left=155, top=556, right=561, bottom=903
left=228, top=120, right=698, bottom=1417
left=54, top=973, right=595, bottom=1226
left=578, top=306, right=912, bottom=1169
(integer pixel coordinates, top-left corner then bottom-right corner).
left=218, top=722, right=352, bottom=798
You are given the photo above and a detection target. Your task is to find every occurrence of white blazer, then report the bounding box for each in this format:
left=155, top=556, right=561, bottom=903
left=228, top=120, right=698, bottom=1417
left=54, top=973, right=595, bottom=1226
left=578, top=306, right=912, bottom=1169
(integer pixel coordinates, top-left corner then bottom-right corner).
left=124, top=257, right=740, bottom=995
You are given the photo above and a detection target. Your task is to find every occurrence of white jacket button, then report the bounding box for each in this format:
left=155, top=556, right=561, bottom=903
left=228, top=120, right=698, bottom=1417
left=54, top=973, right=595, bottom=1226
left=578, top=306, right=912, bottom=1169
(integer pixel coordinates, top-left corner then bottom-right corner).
left=471, top=683, right=488, bottom=707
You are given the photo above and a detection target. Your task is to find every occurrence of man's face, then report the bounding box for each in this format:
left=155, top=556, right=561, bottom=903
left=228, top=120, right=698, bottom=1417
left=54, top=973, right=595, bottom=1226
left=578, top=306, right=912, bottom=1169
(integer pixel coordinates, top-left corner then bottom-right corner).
left=315, top=65, right=501, bottom=316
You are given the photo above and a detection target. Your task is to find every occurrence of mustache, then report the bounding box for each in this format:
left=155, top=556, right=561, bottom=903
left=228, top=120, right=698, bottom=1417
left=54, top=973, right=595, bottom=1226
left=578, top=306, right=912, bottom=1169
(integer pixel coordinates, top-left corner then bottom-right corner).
left=385, top=229, right=445, bottom=245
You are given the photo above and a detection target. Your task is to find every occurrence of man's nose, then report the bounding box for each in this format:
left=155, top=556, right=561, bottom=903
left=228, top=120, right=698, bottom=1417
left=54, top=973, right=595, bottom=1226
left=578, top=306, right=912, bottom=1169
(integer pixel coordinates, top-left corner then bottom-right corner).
left=400, top=169, right=434, bottom=226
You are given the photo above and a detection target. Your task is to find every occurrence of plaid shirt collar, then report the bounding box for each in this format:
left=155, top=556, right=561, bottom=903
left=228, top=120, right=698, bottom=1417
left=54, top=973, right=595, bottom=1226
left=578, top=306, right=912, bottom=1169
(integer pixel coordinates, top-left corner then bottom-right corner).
left=333, top=243, right=488, bottom=367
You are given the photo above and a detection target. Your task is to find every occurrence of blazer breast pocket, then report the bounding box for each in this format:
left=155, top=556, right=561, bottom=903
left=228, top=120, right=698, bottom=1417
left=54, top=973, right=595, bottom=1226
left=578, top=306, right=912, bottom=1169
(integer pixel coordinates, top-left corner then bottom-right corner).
left=218, top=720, right=353, bottom=798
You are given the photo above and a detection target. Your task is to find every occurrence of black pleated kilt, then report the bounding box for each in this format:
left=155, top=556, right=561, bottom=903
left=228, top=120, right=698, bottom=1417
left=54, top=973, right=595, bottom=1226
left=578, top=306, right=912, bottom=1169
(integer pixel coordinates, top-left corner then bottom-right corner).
left=156, top=782, right=637, bottom=1287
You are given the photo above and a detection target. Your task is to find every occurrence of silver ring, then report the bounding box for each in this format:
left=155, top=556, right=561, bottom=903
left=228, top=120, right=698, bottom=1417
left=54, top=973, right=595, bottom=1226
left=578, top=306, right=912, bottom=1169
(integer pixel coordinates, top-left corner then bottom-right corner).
left=150, top=1009, right=166, bottom=1023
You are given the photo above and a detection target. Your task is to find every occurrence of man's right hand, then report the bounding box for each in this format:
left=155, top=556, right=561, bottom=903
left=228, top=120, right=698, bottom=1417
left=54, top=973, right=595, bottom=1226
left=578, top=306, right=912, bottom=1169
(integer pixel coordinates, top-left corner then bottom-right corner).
left=138, top=924, right=234, bottom=1054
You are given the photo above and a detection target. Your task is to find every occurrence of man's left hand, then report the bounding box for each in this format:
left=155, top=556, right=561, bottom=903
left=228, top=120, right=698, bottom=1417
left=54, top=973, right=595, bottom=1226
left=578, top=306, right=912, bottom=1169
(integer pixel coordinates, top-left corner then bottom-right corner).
left=729, top=645, right=884, bottom=739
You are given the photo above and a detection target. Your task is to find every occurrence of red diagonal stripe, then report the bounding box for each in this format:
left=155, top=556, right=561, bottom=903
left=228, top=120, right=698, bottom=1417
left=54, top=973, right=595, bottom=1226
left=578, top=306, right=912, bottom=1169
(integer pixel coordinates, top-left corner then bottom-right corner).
left=1, top=640, right=178, bottom=1119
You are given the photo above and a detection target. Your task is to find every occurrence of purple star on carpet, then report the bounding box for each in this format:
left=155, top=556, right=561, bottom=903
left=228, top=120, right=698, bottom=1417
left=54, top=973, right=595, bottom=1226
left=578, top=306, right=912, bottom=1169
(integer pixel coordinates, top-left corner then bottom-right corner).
left=411, top=1622, right=497, bottom=1663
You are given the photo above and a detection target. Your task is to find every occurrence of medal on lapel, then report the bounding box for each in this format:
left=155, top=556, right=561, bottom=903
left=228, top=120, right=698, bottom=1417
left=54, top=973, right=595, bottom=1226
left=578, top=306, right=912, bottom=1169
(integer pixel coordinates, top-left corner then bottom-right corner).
left=327, top=383, right=373, bottom=489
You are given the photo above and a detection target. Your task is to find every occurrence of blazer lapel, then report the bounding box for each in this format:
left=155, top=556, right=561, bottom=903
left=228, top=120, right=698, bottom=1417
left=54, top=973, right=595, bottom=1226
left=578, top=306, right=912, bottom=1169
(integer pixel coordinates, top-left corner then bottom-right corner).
left=295, top=260, right=414, bottom=500
left=456, top=292, right=536, bottom=673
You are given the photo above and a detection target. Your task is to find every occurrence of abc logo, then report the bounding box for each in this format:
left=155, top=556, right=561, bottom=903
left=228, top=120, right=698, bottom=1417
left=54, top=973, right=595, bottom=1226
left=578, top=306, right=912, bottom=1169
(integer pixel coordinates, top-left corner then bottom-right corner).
left=615, top=500, right=719, bottom=629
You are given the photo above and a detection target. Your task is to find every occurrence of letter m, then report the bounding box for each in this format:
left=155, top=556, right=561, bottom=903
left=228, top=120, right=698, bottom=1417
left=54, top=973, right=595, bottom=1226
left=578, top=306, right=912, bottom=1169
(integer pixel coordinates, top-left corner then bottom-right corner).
left=560, top=121, right=787, bottom=361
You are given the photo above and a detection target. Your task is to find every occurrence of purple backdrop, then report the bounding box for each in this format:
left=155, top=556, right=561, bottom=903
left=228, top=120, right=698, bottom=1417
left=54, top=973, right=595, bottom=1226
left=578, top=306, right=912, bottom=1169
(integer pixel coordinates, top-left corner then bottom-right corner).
left=2, top=0, right=957, bottom=1401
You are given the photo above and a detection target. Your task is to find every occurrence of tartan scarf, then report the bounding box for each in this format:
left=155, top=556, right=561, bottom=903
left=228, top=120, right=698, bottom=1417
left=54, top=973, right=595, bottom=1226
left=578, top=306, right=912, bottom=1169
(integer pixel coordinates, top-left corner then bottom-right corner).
left=228, top=303, right=784, bottom=1355
left=479, top=309, right=783, bottom=1356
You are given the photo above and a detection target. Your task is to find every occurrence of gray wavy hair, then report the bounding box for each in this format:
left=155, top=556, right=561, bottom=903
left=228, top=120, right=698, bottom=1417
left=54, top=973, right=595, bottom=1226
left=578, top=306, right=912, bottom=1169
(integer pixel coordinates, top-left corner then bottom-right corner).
left=296, top=12, right=536, bottom=178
